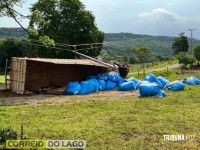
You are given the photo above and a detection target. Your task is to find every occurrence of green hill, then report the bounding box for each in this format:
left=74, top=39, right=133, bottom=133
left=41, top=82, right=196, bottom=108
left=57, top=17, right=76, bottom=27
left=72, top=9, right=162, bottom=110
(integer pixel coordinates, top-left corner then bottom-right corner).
left=0, top=27, right=28, bottom=38
left=0, top=28, right=200, bottom=59
left=102, top=33, right=200, bottom=59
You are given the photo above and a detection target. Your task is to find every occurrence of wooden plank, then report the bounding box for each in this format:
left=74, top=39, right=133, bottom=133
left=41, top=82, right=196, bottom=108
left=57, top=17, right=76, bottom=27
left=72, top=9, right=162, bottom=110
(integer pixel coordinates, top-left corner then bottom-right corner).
left=20, top=59, right=26, bottom=94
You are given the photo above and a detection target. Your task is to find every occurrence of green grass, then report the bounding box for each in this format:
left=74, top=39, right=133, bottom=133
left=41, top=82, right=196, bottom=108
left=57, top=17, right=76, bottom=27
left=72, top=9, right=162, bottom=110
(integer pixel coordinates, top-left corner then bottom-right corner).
left=0, top=71, right=200, bottom=149
left=0, top=75, right=5, bottom=84
left=129, top=59, right=178, bottom=73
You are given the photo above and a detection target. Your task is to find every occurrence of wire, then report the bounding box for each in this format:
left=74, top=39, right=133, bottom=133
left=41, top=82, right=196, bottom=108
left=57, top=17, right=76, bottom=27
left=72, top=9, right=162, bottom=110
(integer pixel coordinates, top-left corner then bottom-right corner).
left=28, top=38, right=103, bottom=47
left=19, top=41, right=103, bottom=53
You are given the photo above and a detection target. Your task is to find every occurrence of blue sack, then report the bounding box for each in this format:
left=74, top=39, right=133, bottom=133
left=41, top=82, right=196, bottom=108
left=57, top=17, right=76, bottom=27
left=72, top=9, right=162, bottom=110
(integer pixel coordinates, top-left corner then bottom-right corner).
left=165, top=80, right=185, bottom=91
left=127, top=77, right=139, bottom=85
left=156, top=90, right=166, bottom=98
left=98, top=74, right=108, bottom=81
left=98, top=79, right=106, bottom=91
left=80, top=81, right=92, bottom=95
left=184, top=76, right=200, bottom=85
left=117, top=77, right=125, bottom=84
left=107, top=71, right=119, bottom=82
left=144, top=73, right=163, bottom=88
left=136, top=80, right=151, bottom=90
left=106, top=80, right=117, bottom=90
left=138, top=83, right=161, bottom=97
left=66, top=81, right=81, bottom=95
left=157, top=76, right=170, bottom=87
left=118, top=81, right=135, bottom=91
left=87, top=79, right=99, bottom=92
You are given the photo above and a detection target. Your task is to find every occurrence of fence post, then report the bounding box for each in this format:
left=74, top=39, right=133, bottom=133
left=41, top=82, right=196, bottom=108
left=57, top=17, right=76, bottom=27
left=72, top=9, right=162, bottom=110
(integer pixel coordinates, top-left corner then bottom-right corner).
left=181, top=67, right=184, bottom=74
left=167, top=67, right=169, bottom=76
left=5, top=59, right=8, bottom=89
left=143, top=70, right=145, bottom=77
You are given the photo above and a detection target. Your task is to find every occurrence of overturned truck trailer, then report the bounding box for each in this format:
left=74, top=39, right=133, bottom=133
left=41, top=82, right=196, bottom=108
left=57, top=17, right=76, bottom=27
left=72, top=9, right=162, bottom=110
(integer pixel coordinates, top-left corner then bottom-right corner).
left=10, top=57, right=110, bottom=94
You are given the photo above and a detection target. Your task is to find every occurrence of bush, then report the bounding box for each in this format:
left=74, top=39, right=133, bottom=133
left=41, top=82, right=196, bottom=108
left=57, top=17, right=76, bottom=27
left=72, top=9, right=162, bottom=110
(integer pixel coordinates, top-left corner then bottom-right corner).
left=0, top=127, right=19, bottom=147
left=177, top=52, right=195, bottom=67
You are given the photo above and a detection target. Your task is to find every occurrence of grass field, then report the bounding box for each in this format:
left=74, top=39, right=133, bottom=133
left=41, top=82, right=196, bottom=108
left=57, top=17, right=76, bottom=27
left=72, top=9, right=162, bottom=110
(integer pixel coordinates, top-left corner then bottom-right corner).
left=0, top=75, right=5, bottom=84
left=129, top=59, right=178, bottom=73
left=0, top=71, right=200, bottom=149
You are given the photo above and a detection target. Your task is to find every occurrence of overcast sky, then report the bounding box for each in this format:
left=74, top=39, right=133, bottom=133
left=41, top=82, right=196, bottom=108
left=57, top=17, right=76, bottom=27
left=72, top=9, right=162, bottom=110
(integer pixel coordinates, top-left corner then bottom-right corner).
left=1, top=0, right=200, bottom=39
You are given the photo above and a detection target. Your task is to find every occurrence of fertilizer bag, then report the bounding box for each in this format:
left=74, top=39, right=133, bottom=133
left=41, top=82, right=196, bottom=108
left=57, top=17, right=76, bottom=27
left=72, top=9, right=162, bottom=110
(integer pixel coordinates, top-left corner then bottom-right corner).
left=66, top=81, right=81, bottom=95
left=127, top=77, right=139, bottom=85
left=184, top=76, right=200, bottom=85
left=98, top=79, right=106, bottom=91
left=98, top=74, right=108, bottom=81
left=165, top=80, right=185, bottom=91
left=107, top=71, right=120, bottom=82
left=157, top=76, right=170, bottom=87
left=87, top=79, right=99, bottom=92
left=138, top=83, right=161, bottom=97
left=117, top=77, right=125, bottom=84
left=156, top=90, right=166, bottom=98
left=118, top=81, right=135, bottom=91
left=106, top=80, right=117, bottom=90
left=144, top=73, right=163, bottom=88
left=80, top=81, right=92, bottom=95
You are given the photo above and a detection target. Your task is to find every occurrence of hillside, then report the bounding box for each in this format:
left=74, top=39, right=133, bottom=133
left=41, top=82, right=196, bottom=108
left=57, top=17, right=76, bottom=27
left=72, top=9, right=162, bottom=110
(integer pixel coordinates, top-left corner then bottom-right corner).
left=102, top=33, right=200, bottom=59
left=0, top=28, right=200, bottom=59
left=0, top=27, right=28, bottom=38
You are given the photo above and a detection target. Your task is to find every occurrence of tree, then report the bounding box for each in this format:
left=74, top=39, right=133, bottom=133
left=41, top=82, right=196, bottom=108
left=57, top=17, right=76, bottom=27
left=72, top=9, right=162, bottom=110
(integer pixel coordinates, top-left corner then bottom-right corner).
left=172, top=32, right=189, bottom=55
left=132, top=46, right=151, bottom=67
left=0, top=0, right=29, bottom=34
left=122, top=56, right=129, bottom=64
left=193, top=45, right=200, bottom=65
left=0, top=38, right=26, bottom=68
left=177, top=52, right=195, bottom=68
left=28, top=0, right=104, bottom=58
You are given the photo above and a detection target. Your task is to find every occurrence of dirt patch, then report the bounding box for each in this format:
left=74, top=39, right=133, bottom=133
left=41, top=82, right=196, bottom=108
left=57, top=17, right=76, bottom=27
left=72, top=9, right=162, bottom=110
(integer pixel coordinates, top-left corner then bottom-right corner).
left=0, top=90, right=139, bottom=106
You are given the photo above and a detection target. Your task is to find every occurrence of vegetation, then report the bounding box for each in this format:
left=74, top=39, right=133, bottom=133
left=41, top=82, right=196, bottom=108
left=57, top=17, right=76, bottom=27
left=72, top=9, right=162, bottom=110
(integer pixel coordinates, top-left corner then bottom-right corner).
left=28, top=0, right=104, bottom=58
left=0, top=28, right=27, bottom=38
left=0, top=75, right=5, bottom=84
left=177, top=52, right=195, bottom=68
left=193, top=44, right=200, bottom=65
left=172, top=33, right=189, bottom=55
left=0, top=71, right=200, bottom=149
left=132, top=46, right=152, bottom=67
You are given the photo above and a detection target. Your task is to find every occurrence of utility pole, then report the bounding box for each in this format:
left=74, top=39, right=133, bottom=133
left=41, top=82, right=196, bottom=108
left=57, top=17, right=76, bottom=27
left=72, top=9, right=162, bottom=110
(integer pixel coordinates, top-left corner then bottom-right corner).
left=188, top=28, right=196, bottom=54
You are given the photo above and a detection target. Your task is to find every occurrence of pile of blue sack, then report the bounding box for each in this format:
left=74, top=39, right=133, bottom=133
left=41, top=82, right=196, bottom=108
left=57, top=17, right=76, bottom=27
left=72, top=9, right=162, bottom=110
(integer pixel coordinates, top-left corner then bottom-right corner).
left=66, top=71, right=136, bottom=95
left=181, top=76, right=200, bottom=85
left=66, top=71, right=200, bottom=98
left=136, top=73, right=187, bottom=97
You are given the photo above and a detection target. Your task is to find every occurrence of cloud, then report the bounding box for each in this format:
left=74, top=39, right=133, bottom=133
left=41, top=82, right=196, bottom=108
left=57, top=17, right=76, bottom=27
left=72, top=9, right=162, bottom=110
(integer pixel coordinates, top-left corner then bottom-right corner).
left=138, top=8, right=178, bottom=23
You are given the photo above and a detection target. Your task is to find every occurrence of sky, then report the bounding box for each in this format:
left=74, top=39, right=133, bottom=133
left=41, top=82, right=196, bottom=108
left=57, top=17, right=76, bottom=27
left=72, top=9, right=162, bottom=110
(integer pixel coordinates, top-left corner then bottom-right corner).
left=1, top=0, right=200, bottom=39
